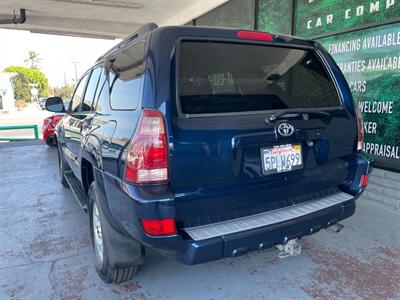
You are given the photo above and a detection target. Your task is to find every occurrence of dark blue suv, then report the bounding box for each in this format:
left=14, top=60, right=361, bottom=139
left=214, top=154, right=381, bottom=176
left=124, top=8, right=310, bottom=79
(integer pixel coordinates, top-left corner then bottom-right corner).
left=45, top=24, right=373, bottom=283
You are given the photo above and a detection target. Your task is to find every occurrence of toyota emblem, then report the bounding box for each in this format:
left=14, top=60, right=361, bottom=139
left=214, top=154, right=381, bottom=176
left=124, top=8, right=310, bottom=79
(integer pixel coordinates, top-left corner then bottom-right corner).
left=277, top=122, right=295, bottom=137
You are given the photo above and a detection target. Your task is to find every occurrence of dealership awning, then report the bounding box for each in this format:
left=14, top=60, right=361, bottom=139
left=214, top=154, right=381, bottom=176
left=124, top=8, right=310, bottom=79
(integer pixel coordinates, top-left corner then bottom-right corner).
left=0, top=0, right=227, bottom=39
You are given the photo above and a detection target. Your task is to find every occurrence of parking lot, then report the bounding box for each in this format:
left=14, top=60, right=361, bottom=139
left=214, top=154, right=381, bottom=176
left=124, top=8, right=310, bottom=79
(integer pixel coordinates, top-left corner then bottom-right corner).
left=0, top=141, right=399, bottom=300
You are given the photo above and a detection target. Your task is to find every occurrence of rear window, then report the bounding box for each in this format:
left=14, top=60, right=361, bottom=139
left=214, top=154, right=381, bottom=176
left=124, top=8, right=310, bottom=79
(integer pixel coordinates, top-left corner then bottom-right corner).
left=178, top=41, right=341, bottom=115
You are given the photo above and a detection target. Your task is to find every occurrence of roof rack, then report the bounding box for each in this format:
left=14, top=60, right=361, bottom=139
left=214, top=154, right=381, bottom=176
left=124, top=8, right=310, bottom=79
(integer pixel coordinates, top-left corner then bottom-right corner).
left=97, top=22, right=158, bottom=62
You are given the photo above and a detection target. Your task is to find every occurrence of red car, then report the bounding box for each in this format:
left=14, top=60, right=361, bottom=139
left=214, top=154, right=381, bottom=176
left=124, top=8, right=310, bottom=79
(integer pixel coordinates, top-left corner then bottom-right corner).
left=42, top=114, right=64, bottom=146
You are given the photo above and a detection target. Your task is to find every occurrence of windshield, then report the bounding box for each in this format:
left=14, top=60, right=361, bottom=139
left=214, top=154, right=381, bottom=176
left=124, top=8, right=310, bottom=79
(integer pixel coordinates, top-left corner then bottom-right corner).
left=178, top=41, right=341, bottom=115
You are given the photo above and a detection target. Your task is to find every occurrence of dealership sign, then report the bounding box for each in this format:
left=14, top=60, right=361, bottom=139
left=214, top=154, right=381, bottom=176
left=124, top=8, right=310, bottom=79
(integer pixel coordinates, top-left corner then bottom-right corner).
left=319, top=23, right=400, bottom=170
left=295, top=0, right=400, bottom=37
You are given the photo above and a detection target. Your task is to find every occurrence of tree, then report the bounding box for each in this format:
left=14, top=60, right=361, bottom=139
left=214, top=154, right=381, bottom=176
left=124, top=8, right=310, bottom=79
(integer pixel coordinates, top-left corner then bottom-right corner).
left=8, top=71, right=31, bottom=102
left=53, top=84, right=75, bottom=100
left=3, top=66, right=49, bottom=102
left=24, top=51, right=42, bottom=69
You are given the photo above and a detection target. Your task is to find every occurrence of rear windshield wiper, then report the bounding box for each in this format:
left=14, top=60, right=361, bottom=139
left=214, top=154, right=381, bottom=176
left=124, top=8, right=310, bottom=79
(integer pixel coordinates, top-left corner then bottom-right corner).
left=266, top=107, right=341, bottom=123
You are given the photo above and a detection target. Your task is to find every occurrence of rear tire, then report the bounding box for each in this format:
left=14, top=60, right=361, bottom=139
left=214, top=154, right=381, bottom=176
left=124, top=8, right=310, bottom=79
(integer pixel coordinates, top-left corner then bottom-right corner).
left=57, top=143, right=70, bottom=188
left=46, top=136, right=57, bottom=147
left=88, top=182, right=139, bottom=284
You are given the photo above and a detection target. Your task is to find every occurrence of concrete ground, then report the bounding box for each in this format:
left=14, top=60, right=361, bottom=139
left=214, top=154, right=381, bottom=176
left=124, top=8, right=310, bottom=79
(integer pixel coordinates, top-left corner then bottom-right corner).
left=0, top=142, right=399, bottom=300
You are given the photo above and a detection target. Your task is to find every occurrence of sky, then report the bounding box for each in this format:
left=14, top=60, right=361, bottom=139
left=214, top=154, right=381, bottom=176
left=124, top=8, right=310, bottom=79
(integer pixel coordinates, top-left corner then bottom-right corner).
left=0, top=29, right=119, bottom=87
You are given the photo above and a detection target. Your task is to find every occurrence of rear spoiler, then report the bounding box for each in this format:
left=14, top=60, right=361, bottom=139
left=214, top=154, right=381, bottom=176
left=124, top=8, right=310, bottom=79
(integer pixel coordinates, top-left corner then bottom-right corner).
left=97, top=22, right=158, bottom=62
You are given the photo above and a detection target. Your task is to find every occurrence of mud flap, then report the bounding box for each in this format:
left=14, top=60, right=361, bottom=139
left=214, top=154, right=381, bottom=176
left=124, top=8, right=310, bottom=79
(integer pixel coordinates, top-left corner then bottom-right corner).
left=94, top=182, right=145, bottom=269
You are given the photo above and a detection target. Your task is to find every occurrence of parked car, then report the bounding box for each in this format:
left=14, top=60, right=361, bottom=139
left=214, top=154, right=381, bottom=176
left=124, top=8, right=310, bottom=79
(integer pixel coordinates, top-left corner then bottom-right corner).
left=45, top=24, right=373, bottom=284
left=38, top=97, right=47, bottom=110
left=42, top=113, right=64, bottom=146
left=42, top=100, right=68, bottom=146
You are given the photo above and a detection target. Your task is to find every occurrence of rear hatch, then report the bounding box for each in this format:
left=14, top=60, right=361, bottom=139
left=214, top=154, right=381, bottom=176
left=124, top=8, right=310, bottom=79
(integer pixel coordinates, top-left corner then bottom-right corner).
left=169, top=37, right=356, bottom=228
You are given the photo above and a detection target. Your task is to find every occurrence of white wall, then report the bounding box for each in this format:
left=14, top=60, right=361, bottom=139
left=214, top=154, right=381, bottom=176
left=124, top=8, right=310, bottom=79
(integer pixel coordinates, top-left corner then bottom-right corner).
left=0, top=72, right=15, bottom=113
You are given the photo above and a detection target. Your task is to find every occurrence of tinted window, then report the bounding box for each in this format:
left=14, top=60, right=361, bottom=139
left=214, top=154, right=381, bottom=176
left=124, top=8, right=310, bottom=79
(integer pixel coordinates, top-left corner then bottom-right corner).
left=70, top=73, right=89, bottom=113
left=93, top=68, right=106, bottom=109
left=95, top=81, right=110, bottom=114
left=109, top=42, right=145, bottom=110
left=178, top=42, right=341, bottom=115
left=109, top=71, right=116, bottom=89
left=110, top=76, right=142, bottom=110
left=82, top=67, right=101, bottom=111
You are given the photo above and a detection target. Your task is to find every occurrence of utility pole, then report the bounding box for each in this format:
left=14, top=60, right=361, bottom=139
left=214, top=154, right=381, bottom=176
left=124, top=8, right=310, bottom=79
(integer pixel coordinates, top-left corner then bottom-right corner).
left=64, top=72, right=68, bottom=98
left=71, top=61, right=79, bottom=84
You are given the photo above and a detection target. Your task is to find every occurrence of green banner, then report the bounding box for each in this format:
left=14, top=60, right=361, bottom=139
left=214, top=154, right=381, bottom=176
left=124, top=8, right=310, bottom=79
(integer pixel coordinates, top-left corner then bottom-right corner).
left=295, top=0, right=400, bottom=37
left=257, top=0, right=292, bottom=35
left=318, top=23, right=400, bottom=170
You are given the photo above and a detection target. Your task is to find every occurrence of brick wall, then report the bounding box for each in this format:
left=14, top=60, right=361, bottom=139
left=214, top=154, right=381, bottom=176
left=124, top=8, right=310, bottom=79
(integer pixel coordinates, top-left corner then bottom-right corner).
left=362, top=169, right=400, bottom=210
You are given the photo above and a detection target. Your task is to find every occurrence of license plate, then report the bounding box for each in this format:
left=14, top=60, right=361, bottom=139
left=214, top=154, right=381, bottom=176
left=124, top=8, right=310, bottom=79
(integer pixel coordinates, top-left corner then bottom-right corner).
left=261, top=144, right=303, bottom=175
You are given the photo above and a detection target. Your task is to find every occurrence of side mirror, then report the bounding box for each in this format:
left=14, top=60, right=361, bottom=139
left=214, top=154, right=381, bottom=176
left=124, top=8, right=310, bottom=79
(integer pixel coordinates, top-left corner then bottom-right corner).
left=45, top=96, right=65, bottom=113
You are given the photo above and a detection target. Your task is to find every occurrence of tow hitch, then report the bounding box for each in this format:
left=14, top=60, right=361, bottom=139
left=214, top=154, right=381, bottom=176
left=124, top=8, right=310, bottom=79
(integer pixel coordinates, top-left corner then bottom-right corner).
left=276, top=238, right=302, bottom=259
left=327, top=223, right=344, bottom=233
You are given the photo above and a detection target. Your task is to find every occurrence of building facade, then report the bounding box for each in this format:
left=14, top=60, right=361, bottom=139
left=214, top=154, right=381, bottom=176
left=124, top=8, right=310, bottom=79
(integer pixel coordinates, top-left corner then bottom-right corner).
left=0, top=72, right=15, bottom=113
left=188, top=0, right=400, bottom=208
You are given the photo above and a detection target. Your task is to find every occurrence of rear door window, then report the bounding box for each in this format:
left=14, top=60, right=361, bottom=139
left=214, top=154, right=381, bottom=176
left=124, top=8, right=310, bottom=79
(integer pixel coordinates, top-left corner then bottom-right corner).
left=82, top=67, right=101, bottom=111
left=70, top=73, right=89, bottom=113
left=95, top=80, right=111, bottom=114
left=178, top=41, right=341, bottom=115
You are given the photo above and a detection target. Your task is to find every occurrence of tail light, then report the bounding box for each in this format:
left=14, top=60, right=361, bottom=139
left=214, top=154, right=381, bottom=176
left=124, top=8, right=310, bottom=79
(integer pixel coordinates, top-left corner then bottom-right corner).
left=141, top=218, right=177, bottom=236
left=43, top=117, right=52, bottom=128
left=237, top=30, right=273, bottom=41
left=52, top=115, right=63, bottom=126
left=355, top=105, right=364, bottom=151
left=43, top=115, right=63, bottom=130
left=360, top=175, right=368, bottom=188
left=124, top=109, right=168, bottom=184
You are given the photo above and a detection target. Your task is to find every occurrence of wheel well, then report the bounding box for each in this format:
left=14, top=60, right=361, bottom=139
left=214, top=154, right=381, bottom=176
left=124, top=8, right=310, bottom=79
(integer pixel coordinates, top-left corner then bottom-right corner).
left=81, top=158, right=94, bottom=195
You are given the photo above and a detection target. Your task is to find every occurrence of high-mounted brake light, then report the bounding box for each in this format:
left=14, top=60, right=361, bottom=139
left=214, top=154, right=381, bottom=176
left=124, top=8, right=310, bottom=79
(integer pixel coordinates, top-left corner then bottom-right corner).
left=141, top=218, right=177, bottom=236
left=355, top=105, right=364, bottom=152
left=237, top=30, right=273, bottom=41
left=124, top=109, right=168, bottom=183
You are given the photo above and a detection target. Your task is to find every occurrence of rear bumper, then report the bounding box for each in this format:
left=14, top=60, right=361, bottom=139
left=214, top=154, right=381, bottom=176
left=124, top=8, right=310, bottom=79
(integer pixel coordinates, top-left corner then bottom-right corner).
left=99, top=153, right=371, bottom=265
left=150, top=196, right=356, bottom=265
left=184, top=192, right=353, bottom=241
left=101, top=166, right=358, bottom=264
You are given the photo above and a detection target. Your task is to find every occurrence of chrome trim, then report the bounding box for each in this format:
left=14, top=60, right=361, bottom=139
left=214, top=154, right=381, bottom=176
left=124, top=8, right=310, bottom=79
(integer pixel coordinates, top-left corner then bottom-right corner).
left=63, top=146, right=79, bottom=166
left=184, top=192, right=353, bottom=241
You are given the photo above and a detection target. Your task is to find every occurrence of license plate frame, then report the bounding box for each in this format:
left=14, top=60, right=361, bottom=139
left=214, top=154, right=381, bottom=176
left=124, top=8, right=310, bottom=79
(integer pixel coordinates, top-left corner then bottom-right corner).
left=261, top=144, right=303, bottom=175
